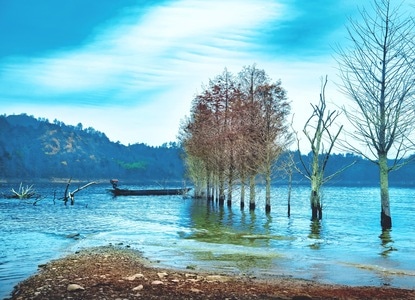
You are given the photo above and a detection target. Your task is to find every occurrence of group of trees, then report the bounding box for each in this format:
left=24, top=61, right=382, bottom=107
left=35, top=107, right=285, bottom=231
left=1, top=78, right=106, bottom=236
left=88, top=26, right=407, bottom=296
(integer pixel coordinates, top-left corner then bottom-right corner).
left=179, top=65, right=291, bottom=212
left=180, top=0, right=415, bottom=230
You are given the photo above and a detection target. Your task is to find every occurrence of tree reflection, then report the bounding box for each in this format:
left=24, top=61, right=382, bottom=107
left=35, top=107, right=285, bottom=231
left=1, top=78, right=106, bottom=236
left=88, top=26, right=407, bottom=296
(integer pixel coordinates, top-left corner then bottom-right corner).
left=379, top=229, right=397, bottom=257
left=308, top=220, right=322, bottom=250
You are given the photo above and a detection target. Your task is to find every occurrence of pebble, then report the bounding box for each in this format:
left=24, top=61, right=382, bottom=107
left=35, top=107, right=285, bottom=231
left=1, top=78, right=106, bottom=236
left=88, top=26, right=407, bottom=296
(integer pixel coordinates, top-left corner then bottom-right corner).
left=151, top=280, right=164, bottom=285
left=124, top=273, right=145, bottom=280
left=157, top=272, right=168, bottom=279
left=67, top=283, right=85, bottom=291
left=132, top=284, right=144, bottom=291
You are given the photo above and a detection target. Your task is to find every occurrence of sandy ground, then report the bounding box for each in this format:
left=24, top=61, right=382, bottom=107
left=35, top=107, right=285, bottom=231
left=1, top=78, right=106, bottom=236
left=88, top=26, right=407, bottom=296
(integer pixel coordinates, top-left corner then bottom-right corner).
left=8, top=246, right=415, bottom=300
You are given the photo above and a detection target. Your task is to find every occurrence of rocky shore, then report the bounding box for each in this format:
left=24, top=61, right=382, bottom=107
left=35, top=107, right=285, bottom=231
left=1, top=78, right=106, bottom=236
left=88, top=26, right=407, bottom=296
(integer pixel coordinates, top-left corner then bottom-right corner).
left=8, top=246, right=415, bottom=300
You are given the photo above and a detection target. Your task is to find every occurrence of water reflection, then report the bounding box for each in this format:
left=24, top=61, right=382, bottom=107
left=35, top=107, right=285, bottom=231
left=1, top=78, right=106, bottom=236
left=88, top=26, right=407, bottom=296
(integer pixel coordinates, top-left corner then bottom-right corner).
left=308, top=220, right=322, bottom=250
left=187, top=199, right=285, bottom=248
left=379, top=229, right=397, bottom=257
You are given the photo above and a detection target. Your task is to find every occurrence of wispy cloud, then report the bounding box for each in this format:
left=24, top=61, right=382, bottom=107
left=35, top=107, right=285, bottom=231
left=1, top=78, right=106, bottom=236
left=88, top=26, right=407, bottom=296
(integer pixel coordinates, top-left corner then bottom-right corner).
left=0, top=0, right=285, bottom=106
left=0, top=0, right=365, bottom=145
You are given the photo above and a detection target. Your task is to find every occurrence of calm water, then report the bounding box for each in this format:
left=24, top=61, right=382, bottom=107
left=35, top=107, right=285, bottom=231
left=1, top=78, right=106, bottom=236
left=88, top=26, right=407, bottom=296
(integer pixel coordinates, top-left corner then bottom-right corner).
left=0, top=183, right=414, bottom=298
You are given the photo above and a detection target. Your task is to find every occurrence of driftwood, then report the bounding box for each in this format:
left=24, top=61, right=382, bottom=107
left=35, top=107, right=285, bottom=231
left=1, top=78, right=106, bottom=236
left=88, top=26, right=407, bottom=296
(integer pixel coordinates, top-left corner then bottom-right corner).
left=11, top=183, right=36, bottom=199
left=63, top=178, right=96, bottom=205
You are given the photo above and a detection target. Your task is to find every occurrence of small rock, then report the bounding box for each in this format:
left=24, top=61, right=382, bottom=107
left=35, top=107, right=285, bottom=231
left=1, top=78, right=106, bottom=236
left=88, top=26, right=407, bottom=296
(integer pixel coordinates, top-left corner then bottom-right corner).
left=67, top=283, right=85, bottom=291
left=151, top=280, right=164, bottom=285
left=124, top=273, right=145, bottom=281
left=66, top=233, right=80, bottom=239
left=190, top=288, right=202, bottom=293
left=157, top=272, right=168, bottom=279
left=132, top=284, right=144, bottom=291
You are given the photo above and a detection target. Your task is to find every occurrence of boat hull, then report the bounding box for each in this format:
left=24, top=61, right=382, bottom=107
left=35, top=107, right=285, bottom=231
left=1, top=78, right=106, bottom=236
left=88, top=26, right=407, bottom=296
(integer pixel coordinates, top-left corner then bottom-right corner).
left=110, top=188, right=191, bottom=196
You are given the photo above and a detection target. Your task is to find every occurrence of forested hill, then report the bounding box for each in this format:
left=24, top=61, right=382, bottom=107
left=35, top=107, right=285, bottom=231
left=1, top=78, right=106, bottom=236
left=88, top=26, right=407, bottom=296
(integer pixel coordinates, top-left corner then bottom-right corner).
left=0, top=114, right=185, bottom=182
left=1, top=113, right=415, bottom=186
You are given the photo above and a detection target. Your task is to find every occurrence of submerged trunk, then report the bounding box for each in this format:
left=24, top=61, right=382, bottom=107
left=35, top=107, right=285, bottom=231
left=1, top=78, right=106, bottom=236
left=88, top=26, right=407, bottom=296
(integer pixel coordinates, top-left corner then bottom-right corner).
left=227, top=151, right=234, bottom=207
left=310, top=173, right=322, bottom=220
left=206, top=171, right=212, bottom=202
left=218, top=169, right=225, bottom=206
left=310, top=189, right=322, bottom=220
left=227, top=182, right=232, bottom=207
left=249, top=174, right=256, bottom=211
left=287, top=173, right=292, bottom=217
left=265, top=169, right=271, bottom=213
left=379, top=153, right=392, bottom=229
left=240, top=180, right=245, bottom=209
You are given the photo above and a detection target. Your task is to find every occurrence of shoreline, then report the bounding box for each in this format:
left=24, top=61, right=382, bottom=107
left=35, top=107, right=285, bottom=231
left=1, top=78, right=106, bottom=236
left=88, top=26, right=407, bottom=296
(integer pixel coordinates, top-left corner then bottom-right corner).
left=7, top=245, right=415, bottom=300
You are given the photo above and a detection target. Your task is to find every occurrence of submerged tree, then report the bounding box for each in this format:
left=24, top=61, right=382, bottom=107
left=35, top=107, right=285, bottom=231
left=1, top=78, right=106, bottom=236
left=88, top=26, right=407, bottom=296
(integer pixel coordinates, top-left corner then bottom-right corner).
left=255, top=82, right=291, bottom=213
left=336, top=0, right=415, bottom=229
left=180, top=65, right=291, bottom=212
left=296, top=76, right=353, bottom=220
left=238, top=65, right=269, bottom=210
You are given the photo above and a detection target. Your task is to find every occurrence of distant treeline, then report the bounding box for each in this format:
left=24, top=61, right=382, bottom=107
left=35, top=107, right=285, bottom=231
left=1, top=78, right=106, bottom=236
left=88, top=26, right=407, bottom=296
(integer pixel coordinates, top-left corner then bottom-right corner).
left=0, top=114, right=414, bottom=186
left=0, top=114, right=185, bottom=183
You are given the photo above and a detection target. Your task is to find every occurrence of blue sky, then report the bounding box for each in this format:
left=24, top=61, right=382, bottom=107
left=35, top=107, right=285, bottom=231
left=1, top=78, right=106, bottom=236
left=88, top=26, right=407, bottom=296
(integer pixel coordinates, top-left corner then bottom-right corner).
left=0, top=0, right=365, bottom=146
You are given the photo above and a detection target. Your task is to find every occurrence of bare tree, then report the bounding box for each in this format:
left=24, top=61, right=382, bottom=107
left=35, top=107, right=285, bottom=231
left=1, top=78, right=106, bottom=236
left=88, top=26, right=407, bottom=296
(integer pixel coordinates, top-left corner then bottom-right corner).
left=296, top=76, right=354, bottom=220
left=256, top=82, right=291, bottom=213
left=63, top=178, right=96, bottom=205
left=238, top=65, right=269, bottom=210
left=336, top=0, right=415, bottom=229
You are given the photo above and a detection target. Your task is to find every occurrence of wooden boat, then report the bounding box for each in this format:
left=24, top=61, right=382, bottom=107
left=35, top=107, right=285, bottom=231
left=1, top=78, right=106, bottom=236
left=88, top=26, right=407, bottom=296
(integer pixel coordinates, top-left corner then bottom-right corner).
left=109, top=179, right=191, bottom=196
left=109, top=187, right=191, bottom=196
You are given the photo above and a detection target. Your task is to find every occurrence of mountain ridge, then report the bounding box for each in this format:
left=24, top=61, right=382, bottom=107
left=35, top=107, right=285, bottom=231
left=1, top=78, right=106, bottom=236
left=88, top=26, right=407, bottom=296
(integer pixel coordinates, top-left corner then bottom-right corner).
left=0, top=113, right=185, bottom=183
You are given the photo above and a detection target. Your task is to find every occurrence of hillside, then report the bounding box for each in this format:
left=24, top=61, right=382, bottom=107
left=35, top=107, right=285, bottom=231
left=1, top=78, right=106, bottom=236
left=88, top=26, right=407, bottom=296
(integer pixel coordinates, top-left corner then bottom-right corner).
left=0, top=114, right=185, bottom=182
left=1, top=113, right=414, bottom=186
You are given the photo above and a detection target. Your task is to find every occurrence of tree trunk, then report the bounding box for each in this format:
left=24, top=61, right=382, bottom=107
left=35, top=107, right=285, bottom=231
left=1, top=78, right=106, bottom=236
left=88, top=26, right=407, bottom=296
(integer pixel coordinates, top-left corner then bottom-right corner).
left=240, top=180, right=245, bottom=209
left=206, top=171, right=212, bottom=202
left=219, top=169, right=225, bottom=206
left=227, top=184, right=232, bottom=207
left=227, top=171, right=233, bottom=207
left=287, top=175, right=292, bottom=217
left=249, top=174, right=256, bottom=211
left=265, top=169, right=271, bottom=213
left=379, top=153, right=392, bottom=229
left=227, top=151, right=234, bottom=207
left=310, top=190, right=322, bottom=220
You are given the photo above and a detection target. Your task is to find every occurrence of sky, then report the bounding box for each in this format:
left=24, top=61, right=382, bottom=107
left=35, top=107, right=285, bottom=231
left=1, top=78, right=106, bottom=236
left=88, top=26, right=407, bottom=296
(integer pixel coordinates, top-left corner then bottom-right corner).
left=0, top=0, right=372, bottom=147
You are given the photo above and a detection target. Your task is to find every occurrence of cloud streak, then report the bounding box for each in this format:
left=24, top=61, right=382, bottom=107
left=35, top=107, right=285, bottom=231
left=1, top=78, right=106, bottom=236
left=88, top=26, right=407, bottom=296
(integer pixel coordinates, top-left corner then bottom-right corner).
left=0, top=0, right=366, bottom=145
left=1, top=0, right=285, bottom=105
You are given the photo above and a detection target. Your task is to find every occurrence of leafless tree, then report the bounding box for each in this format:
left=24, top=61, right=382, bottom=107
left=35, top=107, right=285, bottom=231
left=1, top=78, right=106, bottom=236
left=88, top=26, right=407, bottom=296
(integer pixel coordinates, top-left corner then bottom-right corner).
left=256, top=82, right=291, bottom=213
left=295, top=76, right=354, bottom=220
left=336, top=0, right=415, bottom=229
left=238, top=65, right=270, bottom=210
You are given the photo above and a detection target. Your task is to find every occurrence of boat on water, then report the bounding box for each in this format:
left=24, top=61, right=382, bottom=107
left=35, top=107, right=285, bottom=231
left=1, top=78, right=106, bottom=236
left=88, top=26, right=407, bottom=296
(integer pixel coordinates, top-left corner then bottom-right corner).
left=109, top=179, right=191, bottom=196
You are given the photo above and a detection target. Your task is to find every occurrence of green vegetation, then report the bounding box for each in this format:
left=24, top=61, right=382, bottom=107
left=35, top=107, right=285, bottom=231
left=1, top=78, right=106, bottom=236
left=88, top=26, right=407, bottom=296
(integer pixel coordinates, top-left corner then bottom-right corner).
left=116, top=160, right=147, bottom=170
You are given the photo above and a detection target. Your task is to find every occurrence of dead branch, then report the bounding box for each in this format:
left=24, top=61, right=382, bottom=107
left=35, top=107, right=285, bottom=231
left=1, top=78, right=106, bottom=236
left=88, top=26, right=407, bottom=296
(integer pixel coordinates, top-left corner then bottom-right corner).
left=63, top=179, right=96, bottom=205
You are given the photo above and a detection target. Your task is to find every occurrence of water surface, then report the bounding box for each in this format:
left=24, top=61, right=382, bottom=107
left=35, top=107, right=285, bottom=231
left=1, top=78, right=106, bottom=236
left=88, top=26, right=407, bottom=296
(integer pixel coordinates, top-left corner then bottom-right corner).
left=0, top=183, right=414, bottom=298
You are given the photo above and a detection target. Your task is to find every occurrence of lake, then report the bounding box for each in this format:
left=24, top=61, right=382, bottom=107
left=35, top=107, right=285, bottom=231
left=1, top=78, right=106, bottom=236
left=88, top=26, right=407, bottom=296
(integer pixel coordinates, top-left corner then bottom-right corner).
left=0, top=182, right=414, bottom=298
